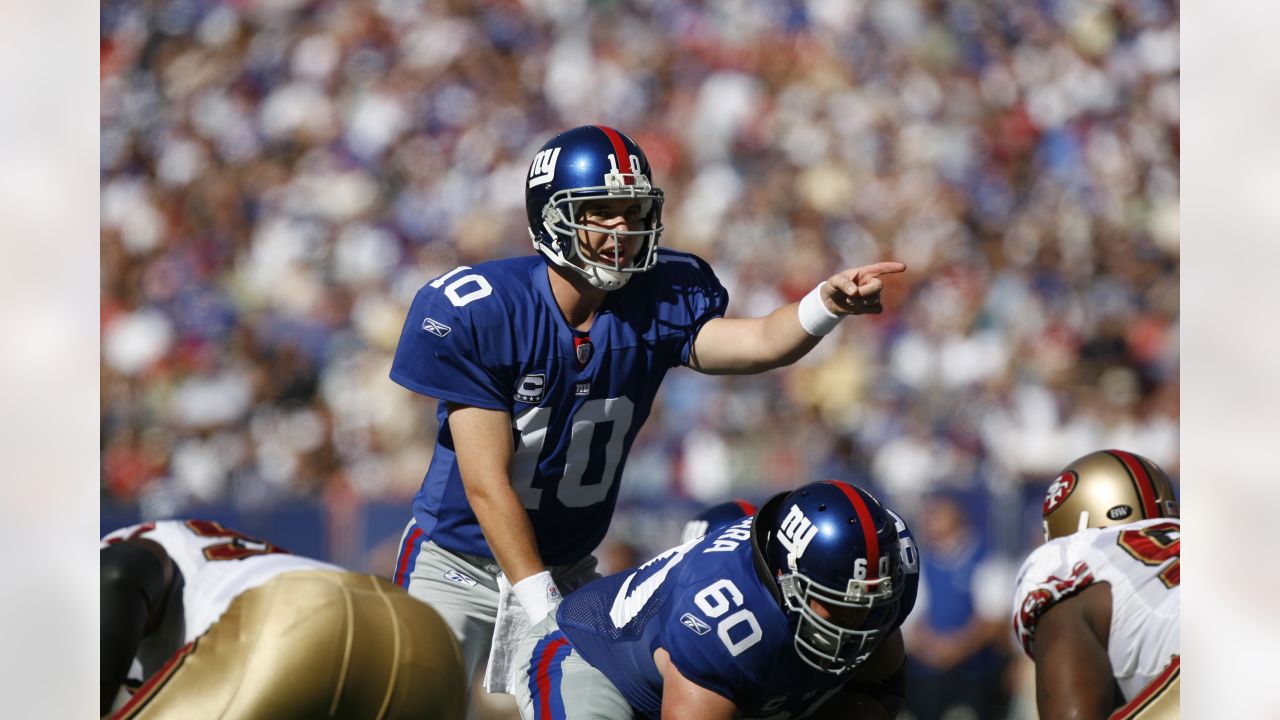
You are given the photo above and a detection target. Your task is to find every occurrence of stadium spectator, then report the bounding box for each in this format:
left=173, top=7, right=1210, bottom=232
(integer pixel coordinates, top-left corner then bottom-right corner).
left=903, top=490, right=1016, bottom=720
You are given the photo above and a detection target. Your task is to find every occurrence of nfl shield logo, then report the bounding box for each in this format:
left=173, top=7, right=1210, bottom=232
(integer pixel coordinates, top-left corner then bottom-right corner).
left=575, top=339, right=594, bottom=366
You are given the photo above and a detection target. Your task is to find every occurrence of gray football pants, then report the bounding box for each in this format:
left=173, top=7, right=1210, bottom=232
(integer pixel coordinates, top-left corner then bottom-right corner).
left=513, top=615, right=636, bottom=720
left=397, top=527, right=600, bottom=687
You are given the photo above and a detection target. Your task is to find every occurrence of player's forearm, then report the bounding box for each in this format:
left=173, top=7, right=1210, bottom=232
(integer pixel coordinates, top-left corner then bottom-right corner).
left=690, top=307, right=821, bottom=374
left=467, top=479, right=547, bottom=583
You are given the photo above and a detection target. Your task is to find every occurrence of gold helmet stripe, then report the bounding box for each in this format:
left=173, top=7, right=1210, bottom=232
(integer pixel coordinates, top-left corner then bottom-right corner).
left=1107, top=450, right=1160, bottom=519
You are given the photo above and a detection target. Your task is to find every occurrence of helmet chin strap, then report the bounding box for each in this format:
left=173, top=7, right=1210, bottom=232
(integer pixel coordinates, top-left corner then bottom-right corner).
left=532, top=238, right=632, bottom=291
left=581, top=264, right=630, bottom=290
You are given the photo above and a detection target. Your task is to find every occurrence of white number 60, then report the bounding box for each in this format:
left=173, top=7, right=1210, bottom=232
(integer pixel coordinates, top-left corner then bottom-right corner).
left=693, top=579, right=762, bottom=656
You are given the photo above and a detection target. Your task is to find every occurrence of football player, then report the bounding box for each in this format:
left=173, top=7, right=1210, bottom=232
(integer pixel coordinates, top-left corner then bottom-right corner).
left=511, top=480, right=920, bottom=719
left=389, top=124, right=907, bottom=691
left=679, top=498, right=758, bottom=544
left=101, top=520, right=466, bottom=719
left=1011, top=450, right=1180, bottom=720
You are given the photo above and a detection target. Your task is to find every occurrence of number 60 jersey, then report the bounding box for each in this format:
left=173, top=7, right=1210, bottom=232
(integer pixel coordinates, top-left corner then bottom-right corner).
left=1012, top=517, right=1180, bottom=701
left=556, top=513, right=919, bottom=719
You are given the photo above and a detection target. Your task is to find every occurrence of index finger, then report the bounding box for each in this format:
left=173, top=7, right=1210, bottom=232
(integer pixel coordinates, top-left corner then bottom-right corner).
left=854, top=261, right=907, bottom=279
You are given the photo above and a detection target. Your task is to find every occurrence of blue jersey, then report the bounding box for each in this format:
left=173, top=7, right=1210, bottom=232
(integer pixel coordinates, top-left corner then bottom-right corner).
left=556, top=515, right=920, bottom=719
left=390, top=251, right=727, bottom=565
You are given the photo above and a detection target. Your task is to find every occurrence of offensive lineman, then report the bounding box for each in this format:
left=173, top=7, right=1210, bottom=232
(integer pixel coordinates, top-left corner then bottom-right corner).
left=1011, top=450, right=1181, bottom=719
left=101, top=520, right=465, bottom=719
left=513, top=480, right=920, bottom=719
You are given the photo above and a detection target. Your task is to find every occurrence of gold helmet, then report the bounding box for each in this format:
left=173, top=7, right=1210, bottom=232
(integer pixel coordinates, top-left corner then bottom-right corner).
left=1042, top=450, right=1179, bottom=541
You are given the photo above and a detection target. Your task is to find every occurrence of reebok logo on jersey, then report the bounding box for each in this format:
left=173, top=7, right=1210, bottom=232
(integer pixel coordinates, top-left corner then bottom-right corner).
left=574, top=382, right=590, bottom=396
left=680, top=613, right=712, bottom=635
left=422, top=317, right=452, bottom=337
left=443, top=568, right=477, bottom=587
left=515, top=374, right=545, bottom=403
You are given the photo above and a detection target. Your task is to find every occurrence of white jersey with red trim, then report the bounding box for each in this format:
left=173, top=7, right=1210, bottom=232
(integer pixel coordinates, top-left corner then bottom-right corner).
left=102, top=519, right=340, bottom=645
left=1011, top=517, right=1179, bottom=701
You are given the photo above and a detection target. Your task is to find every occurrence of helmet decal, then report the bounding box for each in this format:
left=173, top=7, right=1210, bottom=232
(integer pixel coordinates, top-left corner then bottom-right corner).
left=826, top=480, right=881, bottom=579
left=528, top=147, right=562, bottom=188
left=1042, top=471, right=1078, bottom=515
left=777, top=504, right=820, bottom=566
left=1107, top=450, right=1160, bottom=518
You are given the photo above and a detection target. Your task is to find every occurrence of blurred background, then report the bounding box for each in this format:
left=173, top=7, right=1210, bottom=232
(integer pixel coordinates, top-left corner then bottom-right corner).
left=100, top=0, right=1178, bottom=717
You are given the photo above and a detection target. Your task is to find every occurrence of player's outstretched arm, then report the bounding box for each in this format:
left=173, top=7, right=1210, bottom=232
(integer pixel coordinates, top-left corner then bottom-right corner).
left=687, top=261, right=906, bottom=375
left=100, top=538, right=174, bottom=716
left=654, top=648, right=738, bottom=720
left=448, top=403, right=560, bottom=621
left=1033, top=584, right=1120, bottom=720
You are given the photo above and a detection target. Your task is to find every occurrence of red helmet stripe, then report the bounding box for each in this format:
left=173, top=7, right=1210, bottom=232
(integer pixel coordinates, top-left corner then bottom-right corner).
left=593, top=125, right=634, bottom=178
left=733, top=499, right=758, bottom=517
left=1108, top=450, right=1160, bottom=518
left=825, top=481, right=880, bottom=579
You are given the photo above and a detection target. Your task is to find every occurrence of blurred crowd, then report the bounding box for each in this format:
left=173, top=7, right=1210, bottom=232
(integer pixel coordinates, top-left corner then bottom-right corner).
left=102, top=0, right=1177, bottom=716
left=101, top=0, right=1178, bottom=574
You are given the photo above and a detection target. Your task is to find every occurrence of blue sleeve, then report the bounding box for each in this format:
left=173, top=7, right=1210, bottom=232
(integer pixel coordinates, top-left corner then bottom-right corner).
left=389, top=282, right=511, bottom=411
left=661, top=253, right=728, bottom=366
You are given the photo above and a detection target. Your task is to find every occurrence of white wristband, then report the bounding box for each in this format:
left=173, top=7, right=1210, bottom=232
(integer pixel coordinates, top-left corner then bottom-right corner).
left=512, top=570, right=562, bottom=625
left=797, top=282, right=843, bottom=336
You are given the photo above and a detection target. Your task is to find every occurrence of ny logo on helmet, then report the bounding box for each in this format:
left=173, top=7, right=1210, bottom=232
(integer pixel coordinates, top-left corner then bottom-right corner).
left=778, top=505, right=819, bottom=566
left=528, top=147, right=562, bottom=188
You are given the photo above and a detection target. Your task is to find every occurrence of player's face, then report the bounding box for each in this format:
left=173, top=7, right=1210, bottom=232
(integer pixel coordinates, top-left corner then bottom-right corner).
left=575, top=198, right=645, bottom=268
left=809, top=598, right=870, bottom=630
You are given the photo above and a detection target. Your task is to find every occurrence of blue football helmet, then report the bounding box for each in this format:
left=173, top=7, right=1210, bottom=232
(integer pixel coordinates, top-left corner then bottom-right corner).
left=764, top=480, right=904, bottom=674
left=525, top=125, right=664, bottom=290
left=681, top=499, right=758, bottom=544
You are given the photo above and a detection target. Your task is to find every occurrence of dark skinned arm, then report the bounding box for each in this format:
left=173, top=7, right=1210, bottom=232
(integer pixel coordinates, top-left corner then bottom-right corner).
left=1033, top=583, right=1123, bottom=720
left=100, top=538, right=174, bottom=716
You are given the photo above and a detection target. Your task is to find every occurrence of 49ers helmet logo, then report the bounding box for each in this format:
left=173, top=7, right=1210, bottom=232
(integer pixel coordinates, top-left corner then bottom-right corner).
left=1043, top=471, right=1077, bottom=515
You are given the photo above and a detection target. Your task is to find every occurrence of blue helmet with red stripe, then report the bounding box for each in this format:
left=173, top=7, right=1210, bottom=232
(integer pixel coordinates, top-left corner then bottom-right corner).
left=525, top=125, right=664, bottom=291
left=764, top=480, right=904, bottom=674
left=681, top=499, right=758, bottom=544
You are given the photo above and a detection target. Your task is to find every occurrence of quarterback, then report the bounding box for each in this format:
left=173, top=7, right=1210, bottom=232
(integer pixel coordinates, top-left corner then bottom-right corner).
left=1011, top=450, right=1180, bottom=720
